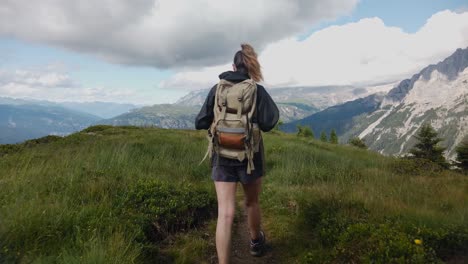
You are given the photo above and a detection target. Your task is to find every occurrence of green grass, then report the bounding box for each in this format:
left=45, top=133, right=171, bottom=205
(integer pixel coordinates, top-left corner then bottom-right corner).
left=0, top=126, right=467, bottom=263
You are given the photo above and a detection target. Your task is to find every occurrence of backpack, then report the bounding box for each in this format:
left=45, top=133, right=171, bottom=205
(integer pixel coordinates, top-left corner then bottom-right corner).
left=201, top=78, right=261, bottom=174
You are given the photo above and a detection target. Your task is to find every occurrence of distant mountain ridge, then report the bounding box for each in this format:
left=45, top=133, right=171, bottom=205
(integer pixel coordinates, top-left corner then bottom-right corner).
left=385, top=48, right=468, bottom=103
left=355, top=47, right=468, bottom=158
left=174, top=83, right=395, bottom=123
left=282, top=93, right=385, bottom=135
left=176, top=83, right=395, bottom=109
left=96, top=104, right=199, bottom=129
left=0, top=97, right=142, bottom=144
left=0, top=97, right=139, bottom=118
left=102, top=82, right=395, bottom=129
left=284, top=47, right=468, bottom=159
left=0, top=104, right=101, bottom=144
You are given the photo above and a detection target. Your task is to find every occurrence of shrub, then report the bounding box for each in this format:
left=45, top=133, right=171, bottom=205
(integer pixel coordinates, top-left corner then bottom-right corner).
left=22, top=135, right=62, bottom=147
left=302, top=198, right=369, bottom=247
left=0, top=135, right=62, bottom=157
left=0, top=144, right=22, bottom=157
left=391, top=157, right=444, bottom=176
left=119, top=179, right=216, bottom=242
left=297, top=125, right=314, bottom=138
left=81, top=125, right=114, bottom=133
left=301, top=198, right=459, bottom=263
left=413, top=225, right=468, bottom=262
left=348, top=137, right=367, bottom=149
left=333, top=223, right=436, bottom=263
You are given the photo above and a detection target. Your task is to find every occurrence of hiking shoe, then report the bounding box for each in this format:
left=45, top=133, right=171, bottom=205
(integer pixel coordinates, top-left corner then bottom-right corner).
left=249, top=230, right=266, bottom=257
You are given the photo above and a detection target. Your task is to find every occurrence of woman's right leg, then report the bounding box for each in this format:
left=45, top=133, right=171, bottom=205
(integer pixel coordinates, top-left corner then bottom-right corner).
left=214, top=181, right=238, bottom=264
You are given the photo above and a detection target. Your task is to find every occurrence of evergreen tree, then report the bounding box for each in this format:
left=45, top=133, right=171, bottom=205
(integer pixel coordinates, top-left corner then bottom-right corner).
left=320, top=131, right=327, bottom=142
left=330, top=129, right=338, bottom=144
left=297, top=125, right=314, bottom=138
left=409, top=123, right=448, bottom=168
left=348, top=137, right=367, bottom=149
left=455, top=136, right=468, bottom=173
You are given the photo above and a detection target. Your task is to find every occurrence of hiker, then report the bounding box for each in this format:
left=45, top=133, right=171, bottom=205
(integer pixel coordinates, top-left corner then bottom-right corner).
left=195, top=43, right=279, bottom=263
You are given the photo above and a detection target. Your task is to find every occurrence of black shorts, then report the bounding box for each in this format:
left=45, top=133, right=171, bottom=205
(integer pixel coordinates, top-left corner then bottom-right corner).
left=211, top=165, right=263, bottom=184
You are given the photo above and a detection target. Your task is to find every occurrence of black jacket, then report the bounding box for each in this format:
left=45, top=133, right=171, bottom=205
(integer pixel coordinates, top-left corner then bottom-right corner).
left=194, top=70, right=279, bottom=170
left=195, top=71, right=279, bottom=131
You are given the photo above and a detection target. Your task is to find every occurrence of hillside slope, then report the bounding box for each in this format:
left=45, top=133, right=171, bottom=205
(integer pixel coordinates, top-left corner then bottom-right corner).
left=95, top=104, right=199, bottom=129
left=0, top=126, right=466, bottom=263
left=282, top=93, right=384, bottom=135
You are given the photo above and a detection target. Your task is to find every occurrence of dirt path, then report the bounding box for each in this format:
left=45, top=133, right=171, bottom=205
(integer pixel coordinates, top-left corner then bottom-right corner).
left=211, top=188, right=277, bottom=264
left=230, top=203, right=276, bottom=264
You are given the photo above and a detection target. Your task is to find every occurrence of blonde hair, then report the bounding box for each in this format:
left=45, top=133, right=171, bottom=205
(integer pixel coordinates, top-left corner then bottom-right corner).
left=234, top=43, right=263, bottom=82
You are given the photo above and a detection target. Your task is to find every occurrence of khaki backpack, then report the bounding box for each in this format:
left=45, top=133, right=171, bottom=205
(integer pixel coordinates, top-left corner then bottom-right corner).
left=201, top=78, right=261, bottom=174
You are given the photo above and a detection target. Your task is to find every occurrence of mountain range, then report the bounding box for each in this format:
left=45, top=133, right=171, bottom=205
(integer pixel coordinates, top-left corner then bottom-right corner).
left=0, top=104, right=101, bottom=144
left=0, top=97, right=140, bottom=118
left=1, top=48, right=466, bottom=160
left=175, top=82, right=395, bottom=122
left=96, top=104, right=199, bottom=129
left=284, top=47, right=468, bottom=159
left=97, top=82, right=395, bottom=128
left=0, top=98, right=140, bottom=144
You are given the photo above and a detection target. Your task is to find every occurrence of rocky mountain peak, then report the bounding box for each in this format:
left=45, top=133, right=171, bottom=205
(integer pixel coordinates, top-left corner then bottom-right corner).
left=386, top=47, right=468, bottom=103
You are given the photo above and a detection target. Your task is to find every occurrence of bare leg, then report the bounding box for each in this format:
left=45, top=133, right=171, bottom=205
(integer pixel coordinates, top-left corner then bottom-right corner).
left=214, top=181, right=237, bottom=264
left=241, top=177, right=263, bottom=240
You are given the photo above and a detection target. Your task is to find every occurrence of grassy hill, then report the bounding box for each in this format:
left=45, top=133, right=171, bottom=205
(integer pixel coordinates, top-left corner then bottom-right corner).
left=0, top=126, right=467, bottom=263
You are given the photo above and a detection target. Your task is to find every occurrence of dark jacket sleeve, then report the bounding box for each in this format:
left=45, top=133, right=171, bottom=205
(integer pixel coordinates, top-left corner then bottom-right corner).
left=195, top=85, right=217, bottom=130
left=255, top=85, right=279, bottom=132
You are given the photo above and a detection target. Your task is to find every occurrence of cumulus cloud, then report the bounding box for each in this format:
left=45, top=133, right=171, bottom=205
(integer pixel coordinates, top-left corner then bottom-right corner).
left=0, top=0, right=358, bottom=68
left=0, top=67, right=144, bottom=103
left=161, top=10, right=468, bottom=89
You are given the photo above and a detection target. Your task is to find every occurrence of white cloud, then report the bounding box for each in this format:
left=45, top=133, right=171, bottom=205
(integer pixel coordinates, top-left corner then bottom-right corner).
left=0, top=69, right=76, bottom=88
left=0, top=0, right=358, bottom=68
left=162, top=10, right=468, bottom=89
left=0, top=68, right=147, bottom=103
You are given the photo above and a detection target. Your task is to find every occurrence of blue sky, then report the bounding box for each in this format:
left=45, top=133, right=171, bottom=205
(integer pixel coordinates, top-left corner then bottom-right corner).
left=0, top=0, right=467, bottom=105
left=335, top=0, right=467, bottom=33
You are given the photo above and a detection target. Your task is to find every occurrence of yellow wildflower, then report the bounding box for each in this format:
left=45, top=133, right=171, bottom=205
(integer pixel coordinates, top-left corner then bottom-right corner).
left=414, top=239, right=422, bottom=245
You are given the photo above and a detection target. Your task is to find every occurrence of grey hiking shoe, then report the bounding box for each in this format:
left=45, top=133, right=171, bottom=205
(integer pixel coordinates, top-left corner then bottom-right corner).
left=249, top=230, right=266, bottom=257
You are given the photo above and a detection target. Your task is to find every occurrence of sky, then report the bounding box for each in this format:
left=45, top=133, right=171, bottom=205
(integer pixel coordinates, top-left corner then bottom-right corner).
left=0, top=0, right=467, bottom=105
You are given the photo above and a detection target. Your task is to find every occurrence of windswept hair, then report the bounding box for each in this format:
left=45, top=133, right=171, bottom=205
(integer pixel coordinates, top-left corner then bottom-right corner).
left=233, top=43, right=263, bottom=82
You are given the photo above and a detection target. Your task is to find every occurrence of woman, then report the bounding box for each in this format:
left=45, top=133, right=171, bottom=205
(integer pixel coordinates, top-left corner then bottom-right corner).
left=195, top=44, right=279, bottom=263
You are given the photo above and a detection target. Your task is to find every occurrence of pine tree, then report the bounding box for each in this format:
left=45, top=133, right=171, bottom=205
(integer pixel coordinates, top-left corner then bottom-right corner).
left=330, top=129, right=338, bottom=144
left=455, top=136, right=468, bottom=173
left=320, top=131, right=327, bottom=142
left=409, top=123, right=448, bottom=168
left=297, top=125, right=314, bottom=138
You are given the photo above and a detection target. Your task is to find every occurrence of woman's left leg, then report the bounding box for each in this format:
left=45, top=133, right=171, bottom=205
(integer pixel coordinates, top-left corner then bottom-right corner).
left=241, top=177, right=262, bottom=241
left=214, top=181, right=238, bottom=264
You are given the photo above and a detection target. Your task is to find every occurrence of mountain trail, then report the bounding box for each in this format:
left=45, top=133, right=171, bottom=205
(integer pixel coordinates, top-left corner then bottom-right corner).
left=210, top=188, right=277, bottom=264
